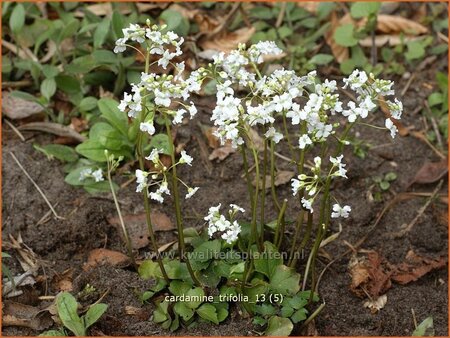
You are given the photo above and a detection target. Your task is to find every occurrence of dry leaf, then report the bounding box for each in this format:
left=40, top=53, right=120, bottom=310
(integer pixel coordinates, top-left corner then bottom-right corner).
left=203, top=126, right=221, bottom=149
left=18, top=122, right=86, bottom=143
left=297, top=2, right=320, bottom=14
left=83, top=248, right=131, bottom=271
left=200, top=27, right=256, bottom=52
left=209, top=145, right=236, bottom=162
left=363, top=294, right=388, bottom=312
left=3, top=301, right=53, bottom=331
left=108, top=211, right=175, bottom=250
left=274, top=170, right=295, bottom=186
left=391, top=253, right=447, bottom=284
left=358, top=34, right=421, bottom=47
left=247, top=128, right=264, bottom=151
left=2, top=92, right=44, bottom=120
left=325, top=12, right=349, bottom=64
left=375, top=15, right=428, bottom=35
left=74, top=3, right=164, bottom=17
left=411, top=160, right=448, bottom=185
left=53, top=269, right=73, bottom=292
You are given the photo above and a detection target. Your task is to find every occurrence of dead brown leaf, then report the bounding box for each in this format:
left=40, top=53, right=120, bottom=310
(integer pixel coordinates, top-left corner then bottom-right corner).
left=411, top=159, right=448, bottom=185
left=2, top=92, right=44, bottom=120
left=324, top=12, right=349, bottom=64
left=203, top=126, right=221, bottom=149
left=375, top=15, right=428, bottom=35
left=200, top=26, right=256, bottom=52
left=18, top=122, right=86, bottom=143
left=391, top=252, right=447, bottom=284
left=108, top=211, right=175, bottom=250
left=83, top=248, right=131, bottom=271
left=297, top=2, right=320, bottom=14
left=3, top=301, right=53, bottom=331
left=363, top=294, right=388, bottom=312
left=209, top=145, right=236, bottom=162
left=53, top=269, right=73, bottom=292
left=247, top=128, right=265, bottom=151
left=274, top=170, right=295, bottom=186
left=358, top=34, right=421, bottom=47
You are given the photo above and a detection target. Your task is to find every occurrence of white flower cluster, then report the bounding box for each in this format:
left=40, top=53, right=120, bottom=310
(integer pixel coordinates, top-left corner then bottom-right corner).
left=135, top=148, right=199, bottom=203
left=342, top=70, right=402, bottom=138
left=204, top=204, right=244, bottom=244
left=331, top=204, right=351, bottom=218
left=115, top=23, right=205, bottom=127
left=79, top=168, right=104, bottom=182
left=291, top=155, right=348, bottom=214
left=209, top=42, right=403, bottom=150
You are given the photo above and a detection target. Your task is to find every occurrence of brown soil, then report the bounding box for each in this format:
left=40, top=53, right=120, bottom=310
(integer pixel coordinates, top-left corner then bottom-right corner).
left=2, top=71, right=448, bottom=336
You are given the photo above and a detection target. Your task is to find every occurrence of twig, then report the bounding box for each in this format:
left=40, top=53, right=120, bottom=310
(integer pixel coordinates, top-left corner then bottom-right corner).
left=275, top=2, right=286, bottom=28
left=9, top=152, right=63, bottom=219
left=4, top=119, right=25, bottom=142
left=2, top=79, right=33, bottom=89
left=424, top=100, right=444, bottom=150
left=400, top=73, right=416, bottom=97
left=18, top=122, right=86, bottom=143
left=392, top=180, right=443, bottom=238
left=36, top=203, right=59, bottom=226
left=411, top=308, right=418, bottom=329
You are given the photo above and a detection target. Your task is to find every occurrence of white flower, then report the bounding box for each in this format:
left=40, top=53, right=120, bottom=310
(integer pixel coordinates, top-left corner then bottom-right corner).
left=145, top=148, right=161, bottom=164
left=222, top=220, right=241, bottom=244
left=230, top=204, right=245, bottom=213
left=118, top=92, right=132, bottom=112
left=291, top=178, right=301, bottom=196
left=92, top=169, right=104, bottom=182
left=264, top=127, right=283, bottom=143
left=180, top=150, right=193, bottom=166
left=301, top=197, right=314, bottom=212
left=387, top=98, right=403, bottom=119
left=330, top=155, right=347, bottom=178
left=343, top=70, right=368, bottom=90
left=140, top=122, right=155, bottom=135
left=149, top=191, right=164, bottom=203
left=185, top=187, right=199, bottom=199
left=114, top=38, right=127, bottom=53
left=154, top=88, right=171, bottom=107
left=135, top=169, right=148, bottom=192
left=173, top=109, right=186, bottom=124
left=313, top=156, right=322, bottom=168
left=79, top=168, right=92, bottom=181
left=298, top=134, right=312, bottom=149
left=188, top=103, right=197, bottom=118
left=385, top=118, right=398, bottom=138
left=331, top=204, right=351, bottom=218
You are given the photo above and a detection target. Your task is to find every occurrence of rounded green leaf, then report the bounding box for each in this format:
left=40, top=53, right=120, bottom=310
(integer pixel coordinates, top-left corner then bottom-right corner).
left=196, top=304, right=218, bottom=324
left=41, top=78, right=56, bottom=101
left=334, top=24, right=358, bottom=47
left=265, top=316, right=293, bottom=336
left=9, top=4, right=25, bottom=33
left=350, top=2, right=380, bottom=19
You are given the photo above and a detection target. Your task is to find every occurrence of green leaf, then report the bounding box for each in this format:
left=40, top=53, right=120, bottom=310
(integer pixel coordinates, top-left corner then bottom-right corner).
left=84, top=181, right=118, bottom=195
left=379, top=181, right=390, bottom=191
left=174, top=302, right=194, bottom=322
left=269, top=265, right=300, bottom=296
left=98, top=98, right=128, bottom=136
left=56, top=292, right=85, bottom=336
left=334, top=24, right=358, bottom=47
left=153, top=301, right=170, bottom=324
left=265, top=316, right=293, bottom=336
left=39, top=329, right=67, bottom=336
left=159, top=9, right=190, bottom=36
left=9, top=4, right=25, bottom=33
left=405, top=40, right=425, bottom=61
left=291, top=308, right=308, bottom=323
left=65, top=167, right=93, bottom=186
left=255, top=303, right=276, bottom=316
left=254, top=242, right=282, bottom=279
left=412, top=316, right=435, bottom=336
left=58, top=19, right=80, bottom=42
left=196, top=304, right=219, bottom=324
left=94, top=19, right=110, bottom=49
left=35, top=144, right=78, bottom=162
left=42, top=65, right=60, bottom=78
left=384, top=172, right=397, bottom=182
left=428, top=92, right=443, bottom=107
left=138, top=260, right=162, bottom=280
left=41, top=78, right=57, bottom=101
left=191, top=240, right=221, bottom=263
left=79, top=97, right=98, bottom=112
left=185, top=287, right=205, bottom=309
left=350, top=2, right=380, bottom=18
left=309, top=54, right=334, bottom=65
left=277, top=26, right=293, bottom=39
left=89, top=122, right=124, bottom=150
left=149, top=134, right=172, bottom=155
left=169, top=280, right=192, bottom=297
left=76, top=140, right=107, bottom=162
left=55, top=75, right=81, bottom=94
left=280, top=305, right=294, bottom=318
left=213, top=302, right=229, bottom=322
left=83, top=303, right=107, bottom=329
left=112, top=11, right=124, bottom=39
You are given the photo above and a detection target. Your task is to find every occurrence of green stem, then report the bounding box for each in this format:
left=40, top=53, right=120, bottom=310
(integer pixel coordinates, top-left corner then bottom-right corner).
left=250, top=147, right=263, bottom=251
left=260, top=132, right=268, bottom=244
left=282, top=113, right=296, bottom=161
left=106, top=158, right=136, bottom=269
left=269, top=140, right=281, bottom=211
left=274, top=199, right=288, bottom=250
left=165, top=119, right=201, bottom=286
left=240, top=145, right=254, bottom=209
left=136, top=49, right=169, bottom=283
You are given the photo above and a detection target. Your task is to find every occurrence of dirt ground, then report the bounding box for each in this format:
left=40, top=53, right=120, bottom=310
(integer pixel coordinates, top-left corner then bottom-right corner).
left=2, top=65, right=448, bottom=336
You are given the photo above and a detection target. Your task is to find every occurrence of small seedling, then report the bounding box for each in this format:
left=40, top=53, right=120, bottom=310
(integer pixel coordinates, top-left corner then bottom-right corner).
left=41, top=292, right=107, bottom=336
